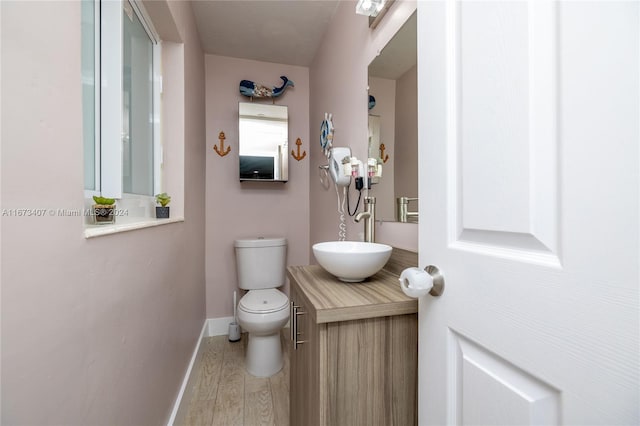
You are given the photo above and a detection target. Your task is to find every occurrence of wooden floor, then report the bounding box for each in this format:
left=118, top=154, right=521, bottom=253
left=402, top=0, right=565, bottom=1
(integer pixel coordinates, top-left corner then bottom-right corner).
left=175, top=332, right=289, bottom=426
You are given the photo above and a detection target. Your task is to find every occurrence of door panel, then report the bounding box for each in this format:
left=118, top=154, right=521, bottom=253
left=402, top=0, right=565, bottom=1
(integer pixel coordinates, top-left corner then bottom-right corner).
left=418, top=1, right=639, bottom=425
left=453, top=0, right=559, bottom=262
left=450, top=331, right=560, bottom=426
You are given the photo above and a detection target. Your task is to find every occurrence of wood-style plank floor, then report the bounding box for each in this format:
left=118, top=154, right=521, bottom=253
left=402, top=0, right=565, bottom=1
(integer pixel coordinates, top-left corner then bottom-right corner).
left=175, top=332, right=289, bottom=426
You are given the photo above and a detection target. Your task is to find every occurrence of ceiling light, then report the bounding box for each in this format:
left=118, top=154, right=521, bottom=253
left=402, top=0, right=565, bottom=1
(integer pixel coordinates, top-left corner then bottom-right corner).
left=355, top=0, right=385, bottom=17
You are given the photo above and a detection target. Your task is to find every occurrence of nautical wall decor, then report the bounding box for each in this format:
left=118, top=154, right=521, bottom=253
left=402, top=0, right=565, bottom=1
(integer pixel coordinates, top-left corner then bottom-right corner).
left=239, top=76, right=294, bottom=102
left=320, top=113, right=334, bottom=158
left=214, top=131, right=231, bottom=157
left=291, top=138, right=306, bottom=161
left=379, top=143, right=390, bottom=163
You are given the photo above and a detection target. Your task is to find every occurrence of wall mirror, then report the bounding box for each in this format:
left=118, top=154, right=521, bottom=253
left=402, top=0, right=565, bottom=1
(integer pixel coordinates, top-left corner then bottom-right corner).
left=368, top=11, right=417, bottom=222
left=238, top=102, right=289, bottom=182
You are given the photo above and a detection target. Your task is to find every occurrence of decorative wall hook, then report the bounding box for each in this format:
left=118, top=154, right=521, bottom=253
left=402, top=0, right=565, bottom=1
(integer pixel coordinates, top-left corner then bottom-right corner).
left=291, top=138, right=307, bottom=161
left=214, top=131, right=231, bottom=157
left=379, top=143, right=390, bottom=163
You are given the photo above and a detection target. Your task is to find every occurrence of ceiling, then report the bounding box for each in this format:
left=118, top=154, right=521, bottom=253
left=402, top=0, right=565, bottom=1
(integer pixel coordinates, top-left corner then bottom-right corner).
left=192, top=1, right=341, bottom=67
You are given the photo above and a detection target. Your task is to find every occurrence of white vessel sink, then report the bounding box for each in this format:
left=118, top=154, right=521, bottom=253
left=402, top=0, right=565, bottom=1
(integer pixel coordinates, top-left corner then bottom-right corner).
left=312, top=241, right=393, bottom=282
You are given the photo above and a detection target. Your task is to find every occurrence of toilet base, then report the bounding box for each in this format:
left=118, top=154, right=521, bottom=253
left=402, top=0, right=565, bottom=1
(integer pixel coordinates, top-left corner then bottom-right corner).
left=245, top=333, right=283, bottom=377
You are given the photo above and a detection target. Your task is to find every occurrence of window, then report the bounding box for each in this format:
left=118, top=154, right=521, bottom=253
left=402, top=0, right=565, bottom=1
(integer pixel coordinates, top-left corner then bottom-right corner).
left=81, top=0, right=98, bottom=190
left=82, top=0, right=162, bottom=199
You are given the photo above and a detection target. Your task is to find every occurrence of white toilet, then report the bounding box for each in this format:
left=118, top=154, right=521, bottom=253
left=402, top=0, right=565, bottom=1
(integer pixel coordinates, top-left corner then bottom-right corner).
left=235, top=237, right=289, bottom=377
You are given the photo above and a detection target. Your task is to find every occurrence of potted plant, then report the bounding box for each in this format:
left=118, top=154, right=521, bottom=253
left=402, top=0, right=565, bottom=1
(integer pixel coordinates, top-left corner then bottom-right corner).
left=92, top=196, right=116, bottom=225
left=155, top=193, right=171, bottom=218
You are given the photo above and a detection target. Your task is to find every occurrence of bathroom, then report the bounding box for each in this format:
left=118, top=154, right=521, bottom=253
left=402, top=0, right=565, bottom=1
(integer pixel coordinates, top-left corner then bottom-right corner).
left=1, top=0, right=638, bottom=425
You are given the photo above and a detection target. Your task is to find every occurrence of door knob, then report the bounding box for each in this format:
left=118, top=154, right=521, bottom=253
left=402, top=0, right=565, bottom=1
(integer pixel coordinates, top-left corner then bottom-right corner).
left=399, top=265, right=445, bottom=298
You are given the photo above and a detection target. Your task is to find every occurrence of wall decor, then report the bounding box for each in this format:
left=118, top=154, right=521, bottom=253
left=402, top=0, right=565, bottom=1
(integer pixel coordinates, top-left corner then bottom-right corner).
left=214, top=131, right=231, bottom=157
left=239, top=76, right=294, bottom=102
left=291, top=138, right=307, bottom=161
left=379, top=143, right=390, bottom=163
left=320, top=113, right=334, bottom=158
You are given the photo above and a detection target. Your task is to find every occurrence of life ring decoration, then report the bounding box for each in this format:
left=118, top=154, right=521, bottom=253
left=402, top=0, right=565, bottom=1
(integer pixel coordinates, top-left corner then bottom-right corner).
left=320, top=113, right=334, bottom=157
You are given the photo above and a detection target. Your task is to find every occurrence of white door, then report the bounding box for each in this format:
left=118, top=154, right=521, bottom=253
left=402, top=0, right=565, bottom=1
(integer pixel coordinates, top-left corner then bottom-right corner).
left=418, top=1, right=639, bottom=425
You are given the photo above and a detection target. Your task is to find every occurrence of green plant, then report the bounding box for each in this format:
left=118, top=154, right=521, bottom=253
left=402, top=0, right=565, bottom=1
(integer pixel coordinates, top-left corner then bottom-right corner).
left=93, top=196, right=115, bottom=206
left=155, top=193, right=171, bottom=207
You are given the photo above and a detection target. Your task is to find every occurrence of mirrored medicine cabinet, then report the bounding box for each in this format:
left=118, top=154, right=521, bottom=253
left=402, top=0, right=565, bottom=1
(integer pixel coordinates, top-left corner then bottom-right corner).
left=238, top=102, right=289, bottom=182
left=368, top=11, right=417, bottom=222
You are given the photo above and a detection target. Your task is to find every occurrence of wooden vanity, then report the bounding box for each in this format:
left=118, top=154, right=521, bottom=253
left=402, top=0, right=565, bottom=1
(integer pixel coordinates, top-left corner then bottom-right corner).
left=287, top=249, right=418, bottom=426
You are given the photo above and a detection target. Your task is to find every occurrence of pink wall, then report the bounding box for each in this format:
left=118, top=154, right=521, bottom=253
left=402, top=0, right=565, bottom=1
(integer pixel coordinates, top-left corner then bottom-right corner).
left=0, top=2, right=418, bottom=421
left=309, top=1, right=418, bottom=251
left=204, top=55, right=310, bottom=318
left=394, top=64, right=418, bottom=199
left=309, top=2, right=369, bottom=245
left=1, top=1, right=206, bottom=424
left=375, top=221, right=419, bottom=251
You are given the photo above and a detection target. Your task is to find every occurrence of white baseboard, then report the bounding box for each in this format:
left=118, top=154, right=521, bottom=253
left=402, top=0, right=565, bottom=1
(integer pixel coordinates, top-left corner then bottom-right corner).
left=167, top=320, right=207, bottom=426
left=206, top=316, right=235, bottom=337
left=206, top=317, right=290, bottom=336
left=167, top=315, right=290, bottom=425
left=166, top=316, right=239, bottom=424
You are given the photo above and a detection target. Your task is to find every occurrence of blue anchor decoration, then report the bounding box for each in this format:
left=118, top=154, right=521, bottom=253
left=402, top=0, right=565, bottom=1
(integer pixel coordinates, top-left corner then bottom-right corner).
left=239, top=76, right=294, bottom=102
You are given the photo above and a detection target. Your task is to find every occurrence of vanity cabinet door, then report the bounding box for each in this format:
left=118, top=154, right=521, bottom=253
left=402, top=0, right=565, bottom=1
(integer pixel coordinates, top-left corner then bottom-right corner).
left=288, top=272, right=417, bottom=426
left=289, top=284, right=320, bottom=426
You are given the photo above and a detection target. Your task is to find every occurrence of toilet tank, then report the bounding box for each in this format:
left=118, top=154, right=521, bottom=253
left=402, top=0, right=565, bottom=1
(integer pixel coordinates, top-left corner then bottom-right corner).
left=235, top=237, right=287, bottom=290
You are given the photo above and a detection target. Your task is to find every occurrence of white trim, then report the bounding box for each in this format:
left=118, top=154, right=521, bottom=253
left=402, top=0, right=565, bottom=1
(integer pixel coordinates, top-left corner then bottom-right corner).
left=153, top=42, right=163, bottom=195
left=207, top=316, right=236, bottom=337
left=166, top=317, right=237, bottom=426
left=206, top=316, right=290, bottom=336
left=205, top=316, right=289, bottom=337
left=100, top=0, right=123, bottom=198
left=166, top=321, right=207, bottom=426
left=84, top=216, right=184, bottom=238
left=129, top=0, right=160, bottom=44
left=99, top=0, right=161, bottom=199
left=166, top=316, right=291, bottom=425
left=93, top=0, right=101, bottom=192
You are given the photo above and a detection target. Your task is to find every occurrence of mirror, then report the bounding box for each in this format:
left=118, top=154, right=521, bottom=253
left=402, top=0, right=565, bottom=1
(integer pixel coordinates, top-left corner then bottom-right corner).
left=238, top=102, right=289, bottom=182
left=368, top=11, right=417, bottom=222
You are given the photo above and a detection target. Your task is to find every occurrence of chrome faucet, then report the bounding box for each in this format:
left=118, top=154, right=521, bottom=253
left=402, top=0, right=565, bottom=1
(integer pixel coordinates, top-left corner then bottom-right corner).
left=397, top=197, right=418, bottom=223
left=355, top=196, right=376, bottom=242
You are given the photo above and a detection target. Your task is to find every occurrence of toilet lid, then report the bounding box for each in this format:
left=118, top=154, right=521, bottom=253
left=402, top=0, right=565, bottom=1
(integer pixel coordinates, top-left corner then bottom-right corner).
left=239, top=289, right=288, bottom=314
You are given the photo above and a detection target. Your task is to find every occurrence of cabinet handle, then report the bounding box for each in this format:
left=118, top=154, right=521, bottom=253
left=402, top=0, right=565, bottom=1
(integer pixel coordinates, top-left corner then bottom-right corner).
left=290, top=301, right=307, bottom=350
left=290, top=301, right=295, bottom=342
left=295, top=309, right=307, bottom=349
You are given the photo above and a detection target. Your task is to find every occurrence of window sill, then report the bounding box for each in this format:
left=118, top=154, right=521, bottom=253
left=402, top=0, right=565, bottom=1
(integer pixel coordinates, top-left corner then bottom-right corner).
left=84, top=216, right=184, bottom=239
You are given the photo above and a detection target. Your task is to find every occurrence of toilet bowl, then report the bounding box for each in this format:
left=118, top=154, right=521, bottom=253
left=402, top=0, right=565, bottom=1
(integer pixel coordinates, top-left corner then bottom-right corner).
left=237, top=288, right=289, bottom=377
left=234, top=237, right=288, bottom=377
